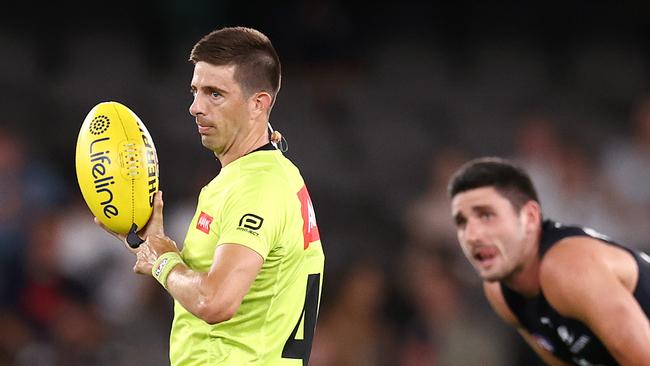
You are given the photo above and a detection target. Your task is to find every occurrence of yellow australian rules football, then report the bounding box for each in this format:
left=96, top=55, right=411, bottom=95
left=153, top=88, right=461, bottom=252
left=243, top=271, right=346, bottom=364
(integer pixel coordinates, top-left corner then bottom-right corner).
left=75, top=101, right=159, bottom=243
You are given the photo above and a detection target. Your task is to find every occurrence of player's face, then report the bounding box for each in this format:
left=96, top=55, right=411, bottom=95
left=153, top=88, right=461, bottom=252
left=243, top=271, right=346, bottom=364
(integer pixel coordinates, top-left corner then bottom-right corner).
left=451, top=187, right=529, bottom=282
left=189, top=61, right=252, bottom=154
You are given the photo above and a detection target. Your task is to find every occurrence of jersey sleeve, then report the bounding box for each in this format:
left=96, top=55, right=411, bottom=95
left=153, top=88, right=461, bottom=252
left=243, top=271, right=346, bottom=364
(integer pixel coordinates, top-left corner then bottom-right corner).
left=215, top=173, right=288, bottom=259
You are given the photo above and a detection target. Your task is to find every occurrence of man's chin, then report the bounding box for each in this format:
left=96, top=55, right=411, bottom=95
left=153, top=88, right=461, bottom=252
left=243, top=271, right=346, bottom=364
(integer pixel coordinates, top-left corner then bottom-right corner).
left=200, top=138, right=221, bottom=153
left=478, top=269, right=505, bottom=282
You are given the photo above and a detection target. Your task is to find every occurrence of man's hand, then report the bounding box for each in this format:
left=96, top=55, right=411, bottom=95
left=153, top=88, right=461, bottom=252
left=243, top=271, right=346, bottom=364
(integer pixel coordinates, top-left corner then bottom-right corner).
left=94, top=190, right=166, bottom=253
left=134, top=234, right=180, bottom=275
left=138, top=190, right=165, bottom=240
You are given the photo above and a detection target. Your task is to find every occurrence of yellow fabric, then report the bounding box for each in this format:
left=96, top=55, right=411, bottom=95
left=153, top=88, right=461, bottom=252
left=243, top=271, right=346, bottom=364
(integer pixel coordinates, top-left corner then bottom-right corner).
left=169, top=149, right=325, bottom=365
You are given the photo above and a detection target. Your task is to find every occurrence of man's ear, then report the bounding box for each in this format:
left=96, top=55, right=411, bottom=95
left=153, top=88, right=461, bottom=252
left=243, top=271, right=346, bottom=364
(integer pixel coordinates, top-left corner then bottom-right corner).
left=249, top=92, right=273, bottom=118
left=521, top=200, right=541, bottom=235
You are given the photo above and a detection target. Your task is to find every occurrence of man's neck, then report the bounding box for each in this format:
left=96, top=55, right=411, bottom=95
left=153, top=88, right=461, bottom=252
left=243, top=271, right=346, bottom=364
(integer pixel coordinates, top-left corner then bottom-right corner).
left=503, top=239, right=542, bottom=298
left=216, top=132, right=269, bottom=167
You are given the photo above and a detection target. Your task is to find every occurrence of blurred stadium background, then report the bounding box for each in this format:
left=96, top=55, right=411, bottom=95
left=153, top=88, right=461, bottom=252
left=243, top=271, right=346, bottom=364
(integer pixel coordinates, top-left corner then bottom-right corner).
left=1, top=1, right=649, bottom=365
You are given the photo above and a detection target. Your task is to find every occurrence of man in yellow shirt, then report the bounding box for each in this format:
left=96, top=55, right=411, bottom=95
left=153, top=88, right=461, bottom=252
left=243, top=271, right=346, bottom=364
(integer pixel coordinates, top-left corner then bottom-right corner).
left=98, top=26, right=325, bottom=365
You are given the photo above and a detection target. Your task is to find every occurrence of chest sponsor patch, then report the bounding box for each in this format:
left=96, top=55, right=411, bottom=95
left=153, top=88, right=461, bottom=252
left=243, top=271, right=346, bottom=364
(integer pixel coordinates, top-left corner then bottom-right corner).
left=196, top=211, right=213, bottom=234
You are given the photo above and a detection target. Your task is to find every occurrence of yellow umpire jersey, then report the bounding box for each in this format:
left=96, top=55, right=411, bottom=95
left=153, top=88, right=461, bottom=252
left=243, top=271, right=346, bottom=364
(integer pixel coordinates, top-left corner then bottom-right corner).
left=169, top=144, right=325, bottom=366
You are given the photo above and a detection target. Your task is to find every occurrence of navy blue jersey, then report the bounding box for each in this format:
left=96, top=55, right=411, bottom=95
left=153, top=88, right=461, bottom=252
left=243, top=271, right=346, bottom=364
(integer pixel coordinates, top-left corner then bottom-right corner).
left=501, top=220, right=650, bottom=366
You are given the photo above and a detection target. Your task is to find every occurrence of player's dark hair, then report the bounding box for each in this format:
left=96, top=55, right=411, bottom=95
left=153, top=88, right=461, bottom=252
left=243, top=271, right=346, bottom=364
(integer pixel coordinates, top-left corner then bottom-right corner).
left=189, top=26, right=281, bottom=100
left=447, top=157, right=539, bottom=212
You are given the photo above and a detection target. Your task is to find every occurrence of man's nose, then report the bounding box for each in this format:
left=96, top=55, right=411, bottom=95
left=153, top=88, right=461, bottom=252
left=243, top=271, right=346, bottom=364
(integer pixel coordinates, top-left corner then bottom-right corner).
left=189, top=95, right=203, bottom=117
left=464, top=219, right=483, bottom=244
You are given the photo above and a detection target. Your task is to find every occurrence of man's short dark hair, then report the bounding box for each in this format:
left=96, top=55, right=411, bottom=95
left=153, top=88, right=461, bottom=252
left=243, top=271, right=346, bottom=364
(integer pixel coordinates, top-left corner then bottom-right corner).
left=447, top=157, right=540, bottom=211
left=189, top=26, right=281, bottom=100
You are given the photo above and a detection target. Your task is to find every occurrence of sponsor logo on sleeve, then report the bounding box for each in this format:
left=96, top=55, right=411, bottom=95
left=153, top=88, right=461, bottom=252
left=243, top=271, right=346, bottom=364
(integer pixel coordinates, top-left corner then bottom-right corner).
left=237, top=214, right=263, bottom=236
left=196, top=211, right=213, bottom=234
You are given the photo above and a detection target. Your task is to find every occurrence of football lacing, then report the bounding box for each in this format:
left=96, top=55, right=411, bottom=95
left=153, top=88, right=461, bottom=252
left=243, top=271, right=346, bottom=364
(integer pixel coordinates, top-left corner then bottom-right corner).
left=121, top=142, right=141, bottom=177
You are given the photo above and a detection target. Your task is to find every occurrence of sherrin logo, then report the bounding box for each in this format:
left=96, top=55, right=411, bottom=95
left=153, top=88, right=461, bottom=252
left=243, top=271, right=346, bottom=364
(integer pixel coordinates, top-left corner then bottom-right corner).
left=89, top=137, right=118, bottom=218
left=139, top=126, right=158, bottom=207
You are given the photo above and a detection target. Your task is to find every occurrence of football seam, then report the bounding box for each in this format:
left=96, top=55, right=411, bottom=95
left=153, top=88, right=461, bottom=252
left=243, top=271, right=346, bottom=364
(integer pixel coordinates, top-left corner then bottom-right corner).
left=131, top=178, right=135, bottom=228
left=111, top=102, right=137, bottom=227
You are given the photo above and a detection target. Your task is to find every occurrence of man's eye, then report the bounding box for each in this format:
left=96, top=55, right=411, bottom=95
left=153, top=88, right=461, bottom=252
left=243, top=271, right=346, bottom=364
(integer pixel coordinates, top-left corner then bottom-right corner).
left=211, top=92, right=221, bottom=98
left=190, top=89, right=197, bottom=97
left=480, top=212, right=493, bottom=220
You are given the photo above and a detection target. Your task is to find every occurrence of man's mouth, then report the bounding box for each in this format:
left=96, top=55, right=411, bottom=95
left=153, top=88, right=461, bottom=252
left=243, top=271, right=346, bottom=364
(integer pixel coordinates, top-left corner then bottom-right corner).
left=473, top=246, right=498, bottom=263
left=197, top=125, right=213, bottom=134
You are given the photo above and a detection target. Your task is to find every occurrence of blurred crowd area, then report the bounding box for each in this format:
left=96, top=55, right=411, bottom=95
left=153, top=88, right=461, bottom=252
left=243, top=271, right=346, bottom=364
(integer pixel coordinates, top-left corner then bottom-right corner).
left=1, top=1, right=650, bottom=365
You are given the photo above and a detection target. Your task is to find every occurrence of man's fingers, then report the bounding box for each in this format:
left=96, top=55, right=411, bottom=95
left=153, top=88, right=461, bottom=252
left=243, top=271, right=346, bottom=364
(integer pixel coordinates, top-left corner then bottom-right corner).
left=146, top=234, right=180, bottom=255
left=141, top=190, right=165, bottom=238
left=153, top=190, right=164, bottom=220
left=134, top=249, right=145, bottom=273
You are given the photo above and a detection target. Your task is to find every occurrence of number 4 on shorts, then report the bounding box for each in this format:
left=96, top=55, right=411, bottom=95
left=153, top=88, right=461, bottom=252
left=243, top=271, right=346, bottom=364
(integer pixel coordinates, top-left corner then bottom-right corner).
left=282, top=273, right=321, bottom=365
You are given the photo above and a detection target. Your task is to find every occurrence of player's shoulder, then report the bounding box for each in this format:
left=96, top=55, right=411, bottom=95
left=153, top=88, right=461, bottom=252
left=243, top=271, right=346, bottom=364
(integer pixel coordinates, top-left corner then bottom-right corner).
left=231, top=163, right=299, bottom=203
left=538, top=234, right=642, bottom=320
left=540, top=236, right=611, bottom=280
left=538, top=236, right=619, bottom=310
left=224, top=174, right=288, bottom=207
left=241, top=151, right=296, bottom=178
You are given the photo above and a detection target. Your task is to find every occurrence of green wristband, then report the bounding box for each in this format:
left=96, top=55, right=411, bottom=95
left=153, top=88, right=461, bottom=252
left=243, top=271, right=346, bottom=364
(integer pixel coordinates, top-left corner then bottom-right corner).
left=152, top=252, right=183, bottom=289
